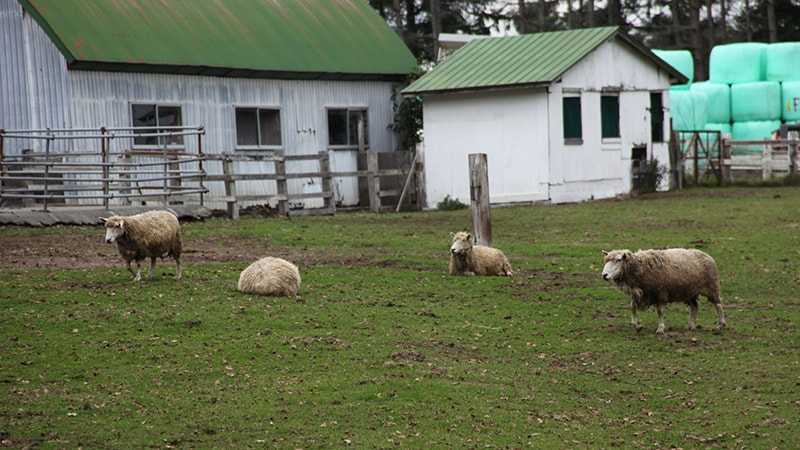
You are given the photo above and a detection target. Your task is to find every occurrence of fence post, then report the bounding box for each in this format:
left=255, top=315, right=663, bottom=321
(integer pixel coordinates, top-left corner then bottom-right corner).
left=763, top=143, right=773, bottom=180
left=100, top=127, right=109, bottom=209
left=367, top=151, right=380, bottom=212
left=692, top=133, right=699, bottom=184
left=0, top=130, right=5, bottom=203
left=274, top=153, right=288, bottom=216
left=222, top=157, right=239, bottom=220
left=318, top=151, right=336, bottom=215
left=43, top=130, right=52, bottom=212
left=197, top=127, right=205, bottom=207
left=414, top=146, right=425, bottom=210
left=468, top=153, right=491, bottom=247
left=789, top=141, right=797, bottom=176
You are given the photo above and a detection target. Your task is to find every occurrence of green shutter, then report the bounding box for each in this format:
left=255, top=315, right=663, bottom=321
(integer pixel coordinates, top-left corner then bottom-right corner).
left=650, top=92, right=664, bottom=142
left=563, top=97, right=582, bottom=140
left=601, top=96, right=620, bottom=138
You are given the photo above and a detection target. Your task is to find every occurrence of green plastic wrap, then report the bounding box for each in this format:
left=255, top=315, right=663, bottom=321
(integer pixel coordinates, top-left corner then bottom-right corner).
left=690, top=82, right=731, bottom=123
left=670, top=83, right=691, bottom=91
left=654, top=49, right=694, bottom=83
left=782, top=81, right=800, bottom=122
left=669, top=90, right=707, bottom=131
left=731, top=120, right=781, bottom=155
left=702, top=123, right=732, bottom=149
left=709, top=43, right=766, bottom=83
left=731, top=81, right=781, bottom=121
left=766, top=42, right=800, bottom=82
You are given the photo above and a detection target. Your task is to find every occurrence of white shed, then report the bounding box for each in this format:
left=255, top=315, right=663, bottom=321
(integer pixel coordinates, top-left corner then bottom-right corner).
left=404, top=27, right=687, bottom=206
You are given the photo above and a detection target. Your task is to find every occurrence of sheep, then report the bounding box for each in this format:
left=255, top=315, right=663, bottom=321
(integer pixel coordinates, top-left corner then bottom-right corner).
left=100, top=210, right=182, bottom=281
left=448, top=231, right=513, bottom=277
left=238, top=257, right=301, bottom=297
left=601, top=248, right=726, bottom=334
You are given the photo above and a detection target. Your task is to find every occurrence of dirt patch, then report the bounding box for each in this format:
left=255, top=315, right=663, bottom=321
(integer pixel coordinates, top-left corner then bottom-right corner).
left=0, top=233, right=402, bottom=270
left=510, top=269, right=598, bottom=294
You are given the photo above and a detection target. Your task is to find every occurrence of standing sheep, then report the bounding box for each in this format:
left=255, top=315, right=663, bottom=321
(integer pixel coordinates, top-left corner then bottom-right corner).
left=101, top=210, right=182, bottom=281
left=601, top=248, right=726, bottom=334
left=448, top=231, right=513, bottom=276
left=238, top=257, right=301, bottom=297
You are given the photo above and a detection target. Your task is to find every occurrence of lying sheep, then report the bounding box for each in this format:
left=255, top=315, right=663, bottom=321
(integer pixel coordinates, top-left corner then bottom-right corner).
left=101, top=210, right=182, bottom=281
left=601, top=248, right=726, bottom=334
left=448, top=231, right=513, bottom=277
left=238, top=257, right=301, bottom=297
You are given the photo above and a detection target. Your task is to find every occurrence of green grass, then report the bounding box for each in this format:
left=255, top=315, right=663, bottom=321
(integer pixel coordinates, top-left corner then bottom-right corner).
left=2, top=186, right=800, bottom=448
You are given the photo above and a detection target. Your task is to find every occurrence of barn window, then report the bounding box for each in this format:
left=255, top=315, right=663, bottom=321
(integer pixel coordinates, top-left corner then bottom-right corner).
left=650, top=92, right=664, bottom=143
left=327, top=108, right=368, bottom=148
left=601, top=95, right=620, bottom=139
left=131, top=104, right=183, bottom=147
left=235, top=107, right=282, bottom=148
left=562, top=95, right=582, bottom=144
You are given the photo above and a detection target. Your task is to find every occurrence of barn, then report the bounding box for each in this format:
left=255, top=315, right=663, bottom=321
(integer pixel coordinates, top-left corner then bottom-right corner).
left=0, top=0, right=416, bottom=208
left=404, top=27, right=687, bottom=206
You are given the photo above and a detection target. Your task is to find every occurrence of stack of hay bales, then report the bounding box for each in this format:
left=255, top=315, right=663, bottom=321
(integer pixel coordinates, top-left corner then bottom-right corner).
left=659, top=42, right=799, bottom=156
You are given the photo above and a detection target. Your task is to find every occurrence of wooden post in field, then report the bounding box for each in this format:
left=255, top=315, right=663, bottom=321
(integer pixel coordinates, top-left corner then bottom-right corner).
left=222, top=157, right=239, bottom=220
left=468, top=153, right=491, bottom=247
left=275, top=153, right=288, bottom=216
left=763, top=143, right=773, bottom=180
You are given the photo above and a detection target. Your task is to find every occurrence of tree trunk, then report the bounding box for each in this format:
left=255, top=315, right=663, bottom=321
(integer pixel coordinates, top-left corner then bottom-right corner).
left=586, top=0, right=594, bottom=27
left=767, top=0, right=778, bottom=42
left=706, top=0, right=715, bottom=47
left=690, top=0, right=704, bottom=80
left=538, top=0, right=545, bottom=30
left=743, top=0, right=753, bottom=41
left=720, top=0, right=727, bottom=40
left=671, top=0, right=682, bottom=47
left=578, top=0, right=584, bottom=27
left=607, top=0, right=617, bottom=25
left=431, top=0, right=441, bottom=59
left=517, top=0, right=527, bottom=33
left=567, top=0, right=574, bottom=27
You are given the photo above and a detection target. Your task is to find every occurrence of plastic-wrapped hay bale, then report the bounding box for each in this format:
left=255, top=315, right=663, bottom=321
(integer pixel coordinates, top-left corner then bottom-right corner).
left=669, top=90, right=707, bottom=131
left=670, top=83, right=691, bottom=91
left=654, top=49, right=694, bottom=83
left=731, top=120, right=781, bottom=155
left=783, top=80, right=800, bottom=121
left=709, top=43, right=767, bottom=83
left=703, top=122, right=732, bottom=148
left=766, top=42, right=800, bottom=82
left=691, top=82, right=731, bottom=123
left=731, top=81, right=781, bottom=121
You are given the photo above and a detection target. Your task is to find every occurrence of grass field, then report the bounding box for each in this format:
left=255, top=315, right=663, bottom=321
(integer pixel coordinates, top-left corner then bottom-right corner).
left=1, top=187, right=799, bottom=449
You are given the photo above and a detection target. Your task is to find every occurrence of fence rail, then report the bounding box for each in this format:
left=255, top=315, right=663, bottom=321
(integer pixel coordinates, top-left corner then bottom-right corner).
left=1, top=127, right=423, bottom=216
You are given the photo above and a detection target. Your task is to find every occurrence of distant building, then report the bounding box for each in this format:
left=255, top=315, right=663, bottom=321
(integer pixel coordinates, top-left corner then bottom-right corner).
left=405, top=27, right=687, bottom=205
left=0, top=0, right=416, bottom=206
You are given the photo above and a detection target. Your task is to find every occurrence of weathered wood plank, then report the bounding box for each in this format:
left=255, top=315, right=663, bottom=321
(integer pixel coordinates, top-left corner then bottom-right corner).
left=469, top=153, right=492, bottom=247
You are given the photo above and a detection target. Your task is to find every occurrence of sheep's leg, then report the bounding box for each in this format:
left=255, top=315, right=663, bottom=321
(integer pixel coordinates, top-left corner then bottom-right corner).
left=133, top=261, right=142, bottom=282
left=709, top=295, right=726, bottom=330
left=630, top=300, right=642, bottom=332
left=174, top=255, right=182, bottom=280
left=148, top=257, right=157, bottom=280
left=655, top=303, right=667, bottom=335
left=126, top=260, right=136, bottom=278
left=688, top=298, right=699, bottom=331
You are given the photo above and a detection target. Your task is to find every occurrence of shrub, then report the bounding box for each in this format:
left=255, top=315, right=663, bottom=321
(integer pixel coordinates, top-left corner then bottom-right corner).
left=636, top=159, right=667, bottom=193
left=437, top=195, right=468, bottom=211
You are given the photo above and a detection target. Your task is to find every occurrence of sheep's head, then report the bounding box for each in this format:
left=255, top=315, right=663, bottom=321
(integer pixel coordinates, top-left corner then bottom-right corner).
left=100, top=216, right=125, bottom=243
left=601, top=250, right=632, bottom=282
left=449, top=231, right=473, bottom=256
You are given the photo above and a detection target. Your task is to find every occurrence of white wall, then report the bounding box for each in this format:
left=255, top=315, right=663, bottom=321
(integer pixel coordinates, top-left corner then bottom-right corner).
left=422, top=87, right=550, bottom=207
left=548, top=38, right=674, bottom=203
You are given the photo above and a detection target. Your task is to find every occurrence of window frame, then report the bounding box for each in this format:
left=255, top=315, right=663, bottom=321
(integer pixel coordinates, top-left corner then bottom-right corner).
left=130, top=102, right=185, bottom=149
left=325, top=106, right=369, bottom=150
left=649, top=91, right=665, bottom=143
left=600, top=93, right=621, bottom=142
left=562, top=92, right=583, bottom=145
left=233, top=105, right=283, bottom=151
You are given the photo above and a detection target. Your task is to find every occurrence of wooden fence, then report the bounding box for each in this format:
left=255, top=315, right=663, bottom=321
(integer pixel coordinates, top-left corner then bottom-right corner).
left=0, top=127, right=424, bottom=216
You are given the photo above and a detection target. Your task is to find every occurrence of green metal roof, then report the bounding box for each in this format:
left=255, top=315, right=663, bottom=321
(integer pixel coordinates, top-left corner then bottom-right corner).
left=403, top=27, right=686, bottom=94
left=19, top=0, right=417, bottom=80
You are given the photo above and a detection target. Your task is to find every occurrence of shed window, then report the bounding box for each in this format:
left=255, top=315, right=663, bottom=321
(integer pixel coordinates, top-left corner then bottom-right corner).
left=235, top=108, right=282, bottom=148
left=650, top=92, right=664, bottom=143
left=327, top=108, right=368, bottom=148
left=601, top=95, right=620, bottom=139
left=131, top=104, right=183, bottom=147
left=562, top=96, right=582, bottom=143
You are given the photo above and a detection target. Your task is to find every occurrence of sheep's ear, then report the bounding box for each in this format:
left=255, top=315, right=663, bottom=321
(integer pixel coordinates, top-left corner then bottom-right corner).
left=466, top=233, right=472, bottom=242
left=98, top=217, right=108, bottom=224
left=601, top=250, right=608, bottom=257
left=621, top=252, right=628, bottom=260
left=449, top=232, right=455, bottom=239
left=118, top=219, right=125, bottom=231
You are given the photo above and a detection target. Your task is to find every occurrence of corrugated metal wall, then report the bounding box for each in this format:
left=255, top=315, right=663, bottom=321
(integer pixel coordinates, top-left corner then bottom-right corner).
left=1, top=0, right=400, bottom=207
